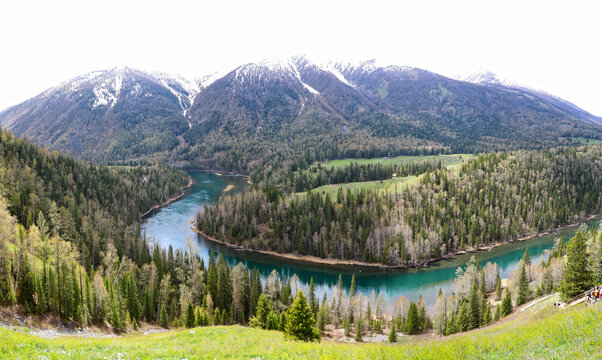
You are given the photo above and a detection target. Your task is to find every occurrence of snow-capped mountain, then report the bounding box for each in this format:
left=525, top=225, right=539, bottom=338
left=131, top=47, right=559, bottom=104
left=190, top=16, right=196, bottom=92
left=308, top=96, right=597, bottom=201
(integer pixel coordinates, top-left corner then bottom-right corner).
left=1, top=57, right=600, bottom=169
left=0, top=67, right=198, bottom=161
left=459, top=69, right=602, bottom=126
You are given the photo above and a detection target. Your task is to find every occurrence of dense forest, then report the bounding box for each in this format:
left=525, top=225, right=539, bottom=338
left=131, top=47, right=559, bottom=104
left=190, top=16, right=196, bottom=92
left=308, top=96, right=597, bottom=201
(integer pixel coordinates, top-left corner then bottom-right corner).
left=197, top=147, right=602, bottom=266
left=0, top=130, right=189, bottom=271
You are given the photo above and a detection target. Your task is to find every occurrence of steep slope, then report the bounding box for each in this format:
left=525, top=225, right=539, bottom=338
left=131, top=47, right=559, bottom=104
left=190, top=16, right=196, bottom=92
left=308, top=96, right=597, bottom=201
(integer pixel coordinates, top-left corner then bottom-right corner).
left=0, top=67, right=199, bottom=162
left=462, top=69, right=602, bottom=126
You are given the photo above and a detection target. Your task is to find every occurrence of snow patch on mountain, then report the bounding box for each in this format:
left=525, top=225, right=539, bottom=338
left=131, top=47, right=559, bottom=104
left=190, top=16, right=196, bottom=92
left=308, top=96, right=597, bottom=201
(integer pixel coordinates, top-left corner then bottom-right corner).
left=460, top=69, right=520, bottom=87
left=151, top=72, right=200, bottom=122
left=321, top=62, right=355, bottom=88
left=92, top=84, right=117, bottom=108
left=289, top=61, right=320, bottom=95
left=197, top=71, right=225, bottom=89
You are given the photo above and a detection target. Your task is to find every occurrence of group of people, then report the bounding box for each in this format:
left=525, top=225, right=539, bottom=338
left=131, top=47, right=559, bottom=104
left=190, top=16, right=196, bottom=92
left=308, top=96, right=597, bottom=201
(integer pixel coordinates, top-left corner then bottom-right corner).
left=585, top=285, right=602, bottom=305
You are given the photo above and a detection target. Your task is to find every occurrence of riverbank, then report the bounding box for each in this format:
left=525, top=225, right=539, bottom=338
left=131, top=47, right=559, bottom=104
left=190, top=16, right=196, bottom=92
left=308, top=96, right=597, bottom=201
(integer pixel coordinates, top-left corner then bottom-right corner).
left=194, top=213, right=601, bottom=271
left=140, top=177, right=194, bottom=219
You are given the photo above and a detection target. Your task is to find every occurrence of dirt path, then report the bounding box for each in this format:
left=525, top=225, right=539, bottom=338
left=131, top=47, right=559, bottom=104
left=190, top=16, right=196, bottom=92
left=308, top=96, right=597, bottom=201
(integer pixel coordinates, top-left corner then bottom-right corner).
left=520, top=293, right=555, bottom=312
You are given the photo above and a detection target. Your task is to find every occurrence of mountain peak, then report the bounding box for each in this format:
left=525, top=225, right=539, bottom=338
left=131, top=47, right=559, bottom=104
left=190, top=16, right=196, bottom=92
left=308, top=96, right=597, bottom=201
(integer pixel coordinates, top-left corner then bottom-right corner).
left=461, top=69, right=518, bottom=87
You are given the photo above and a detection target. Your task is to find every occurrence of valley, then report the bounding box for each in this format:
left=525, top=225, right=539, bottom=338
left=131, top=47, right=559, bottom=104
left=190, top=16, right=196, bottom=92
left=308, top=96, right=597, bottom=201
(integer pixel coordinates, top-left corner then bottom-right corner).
left=1, top=51, right=602, bottom=360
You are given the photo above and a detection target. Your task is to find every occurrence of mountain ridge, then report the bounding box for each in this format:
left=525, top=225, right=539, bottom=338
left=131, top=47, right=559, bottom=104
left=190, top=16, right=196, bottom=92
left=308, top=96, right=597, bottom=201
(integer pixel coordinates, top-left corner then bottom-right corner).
left=1, top=57, right=601, bottom=174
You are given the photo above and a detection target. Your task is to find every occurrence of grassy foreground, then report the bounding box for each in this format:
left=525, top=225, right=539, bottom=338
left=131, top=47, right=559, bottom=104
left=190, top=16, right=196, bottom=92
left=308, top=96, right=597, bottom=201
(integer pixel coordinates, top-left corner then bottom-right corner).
left=1, top=300, right=600, bottom=359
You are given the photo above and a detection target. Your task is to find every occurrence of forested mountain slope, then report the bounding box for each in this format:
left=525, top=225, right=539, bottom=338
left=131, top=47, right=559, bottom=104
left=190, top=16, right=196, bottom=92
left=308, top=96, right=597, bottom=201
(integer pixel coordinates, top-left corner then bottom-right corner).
left=0, top=129, right=189, bottom=267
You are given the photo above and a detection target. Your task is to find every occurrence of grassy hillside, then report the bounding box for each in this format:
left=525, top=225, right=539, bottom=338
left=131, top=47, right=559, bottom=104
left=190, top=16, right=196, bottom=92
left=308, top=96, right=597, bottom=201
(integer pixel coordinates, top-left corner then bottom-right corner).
left=1, top=296, right=600, bottom=359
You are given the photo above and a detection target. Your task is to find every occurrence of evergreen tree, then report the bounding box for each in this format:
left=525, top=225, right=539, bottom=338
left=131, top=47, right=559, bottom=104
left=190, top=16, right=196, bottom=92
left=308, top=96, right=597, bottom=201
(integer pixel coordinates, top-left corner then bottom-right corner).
left=143, top=290, right=154, bottom=322
left=389, top=322, right=397, bottom=343
left=501, top=291, right=513, bottom=317
left=468, top=279, right=481, bottom=330
left=159, top=304, right=169, bottom=328
left=495, top=274, right=503, bottom=300
left=482, top=306, right=491, bottom=326
left=266, top=310, right=279, bottom=330
left=207, top=253, right=218, bottom=302
left=284, top=291, right=320, bottom=342
left=406, top=302, right=419, bottom=335
left=185, top=302, right=195, bottom=328
left=350, top=274, right=357, bottom=298
left=522, top=249, right=531, bottom=266
left=456, top=302, right=470, bottom=332
left=344, top=316, right=351, bottom=337
left=308, top=277, right=318, bottom=316
left=279, top=312, right=287, bottom=331
left=354, top=316, right=363, bottom=342
left=316, top=305, right=326, bottom=333
left=494, top=304, right=500, bottom=321
left=516, top=263, right=530, bottom=306
left=249, top=293, right=271, bottom=329
left=561, top=231, right=593, bottom=299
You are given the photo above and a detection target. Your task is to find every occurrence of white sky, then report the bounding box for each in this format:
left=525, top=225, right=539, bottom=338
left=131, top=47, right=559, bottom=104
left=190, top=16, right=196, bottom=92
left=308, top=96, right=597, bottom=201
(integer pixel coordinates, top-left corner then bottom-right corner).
left=0, top=0, right=601, bottom=115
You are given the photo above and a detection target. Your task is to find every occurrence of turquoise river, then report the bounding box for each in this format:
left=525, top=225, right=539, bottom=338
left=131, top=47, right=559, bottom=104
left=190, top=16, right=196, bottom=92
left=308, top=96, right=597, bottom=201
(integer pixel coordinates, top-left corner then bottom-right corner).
left=141, top=172, right=600, bottom=309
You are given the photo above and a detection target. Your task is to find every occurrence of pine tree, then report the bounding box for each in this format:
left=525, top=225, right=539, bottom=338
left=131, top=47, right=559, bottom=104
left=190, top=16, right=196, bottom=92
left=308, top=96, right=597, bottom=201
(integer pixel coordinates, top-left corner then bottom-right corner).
left=522, top=249, right=531, bottom=266
left=516, top=263, right=530, bottom=306
left=406, top=302, right=419, bottom=335
left=159, top=304, right=169, bottom=328
left=389, top=322, right=397, bottom=343
left=308, top=277, right=318, bottom=316
left=266, top=310, right=279, bottom=330
left=344, top=316, right=351, bottom=336
left=590, top=231, right=602, bottom=284
left=279, top=312, right=287, bottom=331
left=185, top=302, right=195, bottom=328
left=561, top=230, right=593, bottom=299
left=480, top=269, right=486, bottom=296
left=354, top=316, right=363, bottom=342
left=316, top=308, right=325, bottom=333
left=207, top=253, right=217, bottom=303
left=350, top=274, right=357, bottom=298
left=216, top=254, right=231, bottom=311
left=456, top=302, right=470, bottom=332
left=284, top=291, right=320, bottom=342
left=501, top=290, right=513, bottom=317
left=249, top=293, right=270, bottom=329
left=482, top=305, right=491, bottom=325
left=495, top=273, right=502, bottom=300
left=468, top=279, right=481, bottom=330
left=143, top=290, right=154, bottom=322
left=494, top=304, right=500, bottom=321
